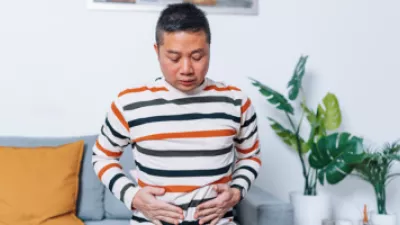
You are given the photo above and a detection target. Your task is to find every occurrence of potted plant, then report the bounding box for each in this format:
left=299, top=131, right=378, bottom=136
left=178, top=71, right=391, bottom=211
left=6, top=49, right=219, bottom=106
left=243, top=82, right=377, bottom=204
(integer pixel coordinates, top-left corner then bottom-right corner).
left=352, top=141, right=400, bottom=225
left=249, top=55, right=363, bottom=225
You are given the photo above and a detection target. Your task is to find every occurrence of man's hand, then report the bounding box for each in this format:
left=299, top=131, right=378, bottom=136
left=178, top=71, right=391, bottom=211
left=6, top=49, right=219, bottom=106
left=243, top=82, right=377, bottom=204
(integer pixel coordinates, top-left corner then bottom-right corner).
left=132, top=187, right=184, bottom=225
left=194, top=184, right=241, bottom=225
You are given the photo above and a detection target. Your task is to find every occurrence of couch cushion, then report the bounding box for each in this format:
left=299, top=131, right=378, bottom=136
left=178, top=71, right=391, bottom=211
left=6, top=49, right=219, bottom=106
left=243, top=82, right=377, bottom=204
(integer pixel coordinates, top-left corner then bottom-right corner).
left=0, top=140, right=85, bottom=225
left=0, top=135, right=105, bottom=221
left=104, top=145, right=136, bottom=219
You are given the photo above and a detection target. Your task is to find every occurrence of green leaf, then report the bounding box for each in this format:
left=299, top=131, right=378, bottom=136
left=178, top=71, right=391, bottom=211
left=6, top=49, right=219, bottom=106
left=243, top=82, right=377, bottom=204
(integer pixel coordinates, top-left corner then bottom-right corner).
left=308, top=132, right=365, bottom=184
left=288, top=55, right=308, bottom=100
left=301, top=102, right=317, bottom=125
left=268, top=117, right=310, bottom=153
left=318, top=169, right=325, bottom=185
left=388, top=154, right=400, bottom=161
left=318, top=93, right=342, bottom=130
left=301, top=103, right=325, bottom=143
left=250, top=77, right=294, bottom=114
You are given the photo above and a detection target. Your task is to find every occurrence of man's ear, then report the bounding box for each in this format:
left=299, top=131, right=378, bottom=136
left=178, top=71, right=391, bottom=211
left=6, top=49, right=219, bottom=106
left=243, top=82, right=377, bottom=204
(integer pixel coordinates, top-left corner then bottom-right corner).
left=153, top=44, right=159, bottom=57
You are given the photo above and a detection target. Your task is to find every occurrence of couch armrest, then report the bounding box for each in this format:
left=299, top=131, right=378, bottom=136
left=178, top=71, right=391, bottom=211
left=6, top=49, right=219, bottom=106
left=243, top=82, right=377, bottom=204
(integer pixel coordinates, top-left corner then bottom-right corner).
left=235, top=186, right=293, bottom=225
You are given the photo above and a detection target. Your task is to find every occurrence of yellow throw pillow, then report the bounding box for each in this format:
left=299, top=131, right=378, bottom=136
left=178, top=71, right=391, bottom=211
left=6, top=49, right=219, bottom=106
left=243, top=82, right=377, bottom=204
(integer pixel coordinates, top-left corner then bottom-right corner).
left=0, top=140, right=85, bottom=225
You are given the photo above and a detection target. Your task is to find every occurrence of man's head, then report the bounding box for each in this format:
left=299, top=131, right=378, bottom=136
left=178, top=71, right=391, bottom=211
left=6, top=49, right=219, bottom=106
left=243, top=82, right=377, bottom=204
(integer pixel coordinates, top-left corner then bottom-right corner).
left=154, top=3, right=211, bottom=92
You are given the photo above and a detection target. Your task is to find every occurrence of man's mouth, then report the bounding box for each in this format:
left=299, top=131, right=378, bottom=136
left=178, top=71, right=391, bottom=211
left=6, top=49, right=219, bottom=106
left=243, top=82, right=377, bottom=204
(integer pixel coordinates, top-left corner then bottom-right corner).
left=179, top=80, right=195, bottom=86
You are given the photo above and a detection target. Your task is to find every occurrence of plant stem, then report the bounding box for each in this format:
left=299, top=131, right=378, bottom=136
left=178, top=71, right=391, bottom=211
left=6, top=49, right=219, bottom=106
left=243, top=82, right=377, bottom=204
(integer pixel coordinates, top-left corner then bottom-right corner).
left=296, top=108, right=305, bottom=134
left=285, top=112, right=310, bottom=195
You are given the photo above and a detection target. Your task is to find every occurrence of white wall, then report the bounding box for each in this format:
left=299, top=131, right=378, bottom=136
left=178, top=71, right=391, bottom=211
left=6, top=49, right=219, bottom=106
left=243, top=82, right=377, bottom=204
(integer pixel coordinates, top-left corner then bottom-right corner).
left=1, top=0, right=400, bottom=224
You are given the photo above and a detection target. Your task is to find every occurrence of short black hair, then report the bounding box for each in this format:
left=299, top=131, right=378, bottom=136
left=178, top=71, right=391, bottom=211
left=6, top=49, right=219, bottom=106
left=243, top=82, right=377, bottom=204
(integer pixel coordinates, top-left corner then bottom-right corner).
left=155, top=2, right=211, bottom=45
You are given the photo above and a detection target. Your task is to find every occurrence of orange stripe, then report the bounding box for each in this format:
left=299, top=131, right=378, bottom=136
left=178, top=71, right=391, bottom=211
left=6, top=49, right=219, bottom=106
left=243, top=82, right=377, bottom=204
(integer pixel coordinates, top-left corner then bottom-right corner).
left=237, top=157, right=262, bottom=165
left=111, top=102, right=130, bottom=132
left=118, top=86, right=168, bottom=97
left=96, top=140, right=122, bottom=158
left=134, top=129, right=236, bottom=142
left=249, top=157, right=262, bottom=165
left=241, top=98, right=251, bottom=114
left=203, top=85, right=241, bottom=91
left=237, top=140, right=259, bottom=154
left=138, top=176, right=232, bottom=193
left=98, top=163, right=122, bottom=180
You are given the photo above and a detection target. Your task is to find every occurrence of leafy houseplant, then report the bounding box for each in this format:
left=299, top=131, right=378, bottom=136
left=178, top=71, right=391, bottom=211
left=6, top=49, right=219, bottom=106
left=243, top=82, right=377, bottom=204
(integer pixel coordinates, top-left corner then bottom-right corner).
left=353, top=141, right=400, bottom=215
left=250, top=55, right=352, bottom=196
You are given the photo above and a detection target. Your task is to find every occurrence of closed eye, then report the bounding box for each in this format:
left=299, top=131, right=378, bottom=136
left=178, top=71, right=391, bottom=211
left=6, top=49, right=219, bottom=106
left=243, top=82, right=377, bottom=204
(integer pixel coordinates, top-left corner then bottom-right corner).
left=169, top=57, right=179, bottom=62
left=192, top=53, right=204, bottom=61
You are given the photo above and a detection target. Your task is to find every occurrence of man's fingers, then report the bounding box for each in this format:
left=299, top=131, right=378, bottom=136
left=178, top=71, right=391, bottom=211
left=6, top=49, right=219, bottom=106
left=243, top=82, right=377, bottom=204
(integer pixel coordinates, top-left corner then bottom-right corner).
left=199, top=213, right=218, bottom=225
left=151, top=219, right=162, bottom=225
left=147, top=187, right=166, bottom=196
left=155, top=215, right=180, bottom=225
left=197, top=199, right=218, bottom=211
left=156, top=209, right=184, bottom=220
left=210, top=217, right=221, bottom=225
left=196, top=207, right=217, bottom=218
left=213, top=184, right=229, bottom=193
left=157, top=201, right=183, bottom=214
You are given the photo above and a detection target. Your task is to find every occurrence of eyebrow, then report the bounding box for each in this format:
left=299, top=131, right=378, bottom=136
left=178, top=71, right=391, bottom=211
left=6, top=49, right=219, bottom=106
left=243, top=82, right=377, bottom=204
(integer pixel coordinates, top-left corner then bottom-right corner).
left=191, top=49, right=205, bottom=54
left=166, top=48, right=205, bottom=55
left=167, top=50, right=180, bottom=54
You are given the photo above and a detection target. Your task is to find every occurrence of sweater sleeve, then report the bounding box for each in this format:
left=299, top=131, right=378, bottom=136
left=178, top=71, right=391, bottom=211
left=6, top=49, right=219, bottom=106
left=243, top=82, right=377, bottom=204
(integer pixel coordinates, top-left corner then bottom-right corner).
left=92, top=97, right=139, bottom=211
left=231, top=95, right=262, bottom=199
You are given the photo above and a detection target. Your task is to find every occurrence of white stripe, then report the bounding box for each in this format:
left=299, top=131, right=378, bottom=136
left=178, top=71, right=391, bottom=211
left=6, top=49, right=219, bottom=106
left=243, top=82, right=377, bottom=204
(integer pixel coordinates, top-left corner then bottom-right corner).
left=135, top=148, right=234, bottom=170
left=125, top=100, right=239, bottom=119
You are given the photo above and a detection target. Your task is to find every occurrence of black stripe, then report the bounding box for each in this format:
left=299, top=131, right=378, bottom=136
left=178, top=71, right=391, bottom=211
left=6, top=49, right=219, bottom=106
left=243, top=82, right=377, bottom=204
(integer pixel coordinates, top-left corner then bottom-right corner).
left=161, top=210, right=233, bottom=225
left=128, top=113, right=240, bottom=128
left=176, top=197, right=216, bottom=210
left=233, top=166, right=258, bottom=178
left=135, top=161, right=232, bottom=177
left=120, top=183, right=135, bottom=202
left=242, top=113, right=256, bottom=128
left=231, top=184, right=244, bottom=190
left=232, top=175, right=251, bottom=189
left=131, top=215, right=149, bottom=223
left=124, top=96, right=242, bottom=111
left=162, top=221, right=199, bottom=225
left=101, top=126, right=130, bottom=148
left=109, top=173, right=124, bottom=192
left=92, top=151, right=98, bottom=167
left=234, top=126, right=258, bottom=144
left=136, top=144, right=233, bottom=157
left=105, top=118, right=129, bottom=139
left=223, top=210, right=234, bottom=218
left=101, top=126, right=120, bottom=147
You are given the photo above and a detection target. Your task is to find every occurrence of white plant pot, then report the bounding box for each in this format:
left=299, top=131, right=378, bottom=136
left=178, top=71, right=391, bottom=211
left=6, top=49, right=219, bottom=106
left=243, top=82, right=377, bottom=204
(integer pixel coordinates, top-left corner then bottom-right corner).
left=370, top=212, right=396, bottom=225
left=290, top=192, right=332, bottom=225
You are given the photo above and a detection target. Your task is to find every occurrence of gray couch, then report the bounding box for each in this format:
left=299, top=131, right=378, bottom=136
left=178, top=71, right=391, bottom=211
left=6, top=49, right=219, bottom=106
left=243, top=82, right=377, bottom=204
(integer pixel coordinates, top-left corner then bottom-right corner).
left=0, top=135, right=293, bottom=225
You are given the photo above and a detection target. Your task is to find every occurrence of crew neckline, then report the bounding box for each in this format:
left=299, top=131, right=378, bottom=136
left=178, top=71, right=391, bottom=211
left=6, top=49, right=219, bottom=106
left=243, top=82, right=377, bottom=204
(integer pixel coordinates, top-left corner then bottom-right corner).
left=159, top=77, right=208, bottom=96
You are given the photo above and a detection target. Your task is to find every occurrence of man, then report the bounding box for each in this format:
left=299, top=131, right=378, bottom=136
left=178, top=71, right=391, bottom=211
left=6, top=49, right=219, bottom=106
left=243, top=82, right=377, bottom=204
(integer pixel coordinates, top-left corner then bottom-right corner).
left=92, top=3, right=261, bottom=225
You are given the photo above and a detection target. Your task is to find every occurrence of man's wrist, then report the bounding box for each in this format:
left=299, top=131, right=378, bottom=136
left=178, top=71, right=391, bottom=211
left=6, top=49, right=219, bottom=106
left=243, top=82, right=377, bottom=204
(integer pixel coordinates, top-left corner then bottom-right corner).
left=230, top=186, right=243, bottom=204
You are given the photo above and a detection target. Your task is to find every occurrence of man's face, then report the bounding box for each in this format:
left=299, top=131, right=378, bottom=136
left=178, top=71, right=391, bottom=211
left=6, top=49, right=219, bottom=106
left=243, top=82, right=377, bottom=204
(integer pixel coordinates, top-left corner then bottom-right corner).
left=154, top=30, right=210, bottom=92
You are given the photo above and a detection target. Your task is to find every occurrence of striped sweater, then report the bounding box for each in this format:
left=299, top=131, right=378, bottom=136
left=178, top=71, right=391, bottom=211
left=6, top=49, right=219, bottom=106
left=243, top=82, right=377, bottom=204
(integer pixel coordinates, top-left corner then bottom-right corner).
left=92, top=77, right=261, bottom=225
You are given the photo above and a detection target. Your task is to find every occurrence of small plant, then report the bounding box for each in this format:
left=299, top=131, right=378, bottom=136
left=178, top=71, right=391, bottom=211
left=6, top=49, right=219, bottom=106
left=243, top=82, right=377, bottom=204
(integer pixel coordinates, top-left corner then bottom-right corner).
left=249, top=55, right=362, bottom=195
left=353, top=141, right=400, bottom=215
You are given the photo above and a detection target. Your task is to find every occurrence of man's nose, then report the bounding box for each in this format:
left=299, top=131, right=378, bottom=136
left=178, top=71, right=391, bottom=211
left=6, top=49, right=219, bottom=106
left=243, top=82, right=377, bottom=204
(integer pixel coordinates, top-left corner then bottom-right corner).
left=180, top=58, right=194, bottom=75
